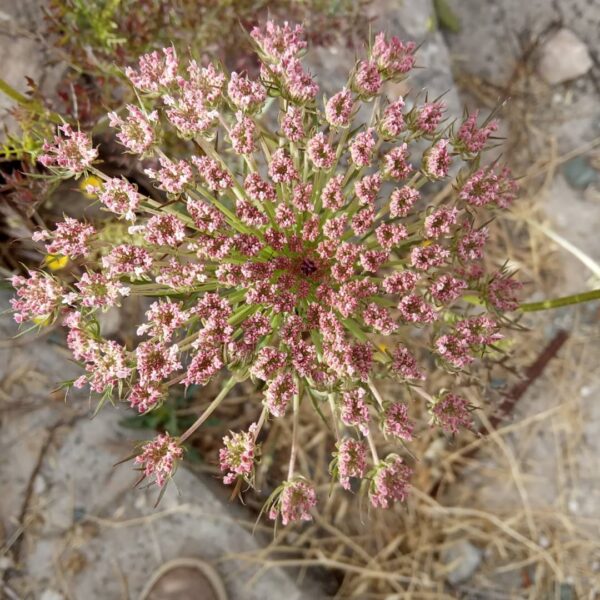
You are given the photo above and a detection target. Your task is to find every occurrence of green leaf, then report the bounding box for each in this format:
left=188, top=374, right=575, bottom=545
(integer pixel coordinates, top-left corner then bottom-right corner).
left=434, top=0, right=461, bottom=33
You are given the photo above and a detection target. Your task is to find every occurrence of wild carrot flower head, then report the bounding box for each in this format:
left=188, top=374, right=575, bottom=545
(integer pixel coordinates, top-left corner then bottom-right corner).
left=219, top=423, right=259, bottom=485
left=135, top=433, right=183, bottom=487
left=333, top=438, right=368, bottom=490
left=369, top=454, right=412, bottom=509
left=268, top=478, right=317, bottom=525
left=15, top=21, right=520, bottom=519
left=39, top=124, right=98, bottom=176
left=429, top=393, right=473, bottom=434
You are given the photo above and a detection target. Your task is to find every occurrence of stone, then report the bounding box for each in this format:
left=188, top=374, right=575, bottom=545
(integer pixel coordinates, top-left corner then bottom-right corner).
left=97, top=307, right=122, bottom=337
left=562, top=156, right=598, bottom=190
left=23, top=411, right=317, bottom=599
left=39, top=591, right=65, bottom=600
left=537, top=28, right=593, bottom=85
left=441, top=539, right=482, bottom=585
left=0, top=295, right=321, bottom=600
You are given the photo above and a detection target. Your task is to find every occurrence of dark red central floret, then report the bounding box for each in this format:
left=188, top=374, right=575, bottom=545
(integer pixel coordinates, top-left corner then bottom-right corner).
left=300, top=257, right=318, bottom=277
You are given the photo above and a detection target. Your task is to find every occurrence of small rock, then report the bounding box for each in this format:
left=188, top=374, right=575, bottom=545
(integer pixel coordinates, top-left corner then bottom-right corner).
left=97, top=307, right=122, bottom=337
left=563, top=156, right=597, bottom=190
left=441, top=540, right=482, bottom=585
left=40, top=591, right=65, bottom=600
left=424, top=437, right=447, bottom=463
left=0, top=556, right=14, bottom=572
left=537, top=29, right=593, bottom=85
left=33, top=474, right=47, bottom=495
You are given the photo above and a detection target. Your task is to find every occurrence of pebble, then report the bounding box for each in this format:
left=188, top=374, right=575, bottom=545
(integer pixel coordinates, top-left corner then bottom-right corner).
left=97, top=307, right=122, bottom=337
left=537, top=28, right=593, bottom=85
left=563, top=156, right=598, bottom=190
left=40, top=591, right=65, bottom=600
left=33, top=474, right=47, bottom=495
left=441, top=539, right=482, bottom=585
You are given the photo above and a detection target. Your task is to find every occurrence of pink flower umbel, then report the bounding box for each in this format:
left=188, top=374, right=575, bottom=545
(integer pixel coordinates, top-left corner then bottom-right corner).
left=350, top=128, right=376, bottom=167
left=125, top=46, right=178, bottom=92
left=455, top=111, right=498, bottom=154
left=129, top=382, right=164, bottom=414
left=227, top=72, right=266, bottom=113
left=75, top=339, right=131, bottom=393
left=33, top=216, right=95, bottom=258
left=369, top=455, right=412, bottom=509
left=230, top=112, right=257, bottom=154
left=93, top=178, right=142, bottom=221
left=459, top=166, right=518, bottom=208
left=326, top=88, right=354, bottom=128
left=423, top=139, right=452, bottom=180
left=135, top=433, right=184, bottom=487
left=39, top=124, right=97, bottom=175
left=281, top=106, right=305, bottom=142
left=383, top=145, right=412, bottom=180
left=307, top=132, right=336, bottom=169
left=340, top=388, right=371, bottom=436
left=144, top=157, right=193, bottom=194
left=372, top=33, right=416, bottom=77
left=269, top=479, right=317, bottom=525
left=334, top=438, right=367, bottom=490
left=11, top=271, right=63, bottom=324
left=109, top=105, right=158, bottom=155
left=413, top=101, right=445, bottom=135
left=219, top=423, right=259, bottom=485
left=14, top=19, right=521, bottom=514
left=383, top=402, right=414, bottom=441
left=354, top=61, right=382, bottom=97
left=430, top=393, right=473, bottom=434
left=380, top=98, right=406, bottom=137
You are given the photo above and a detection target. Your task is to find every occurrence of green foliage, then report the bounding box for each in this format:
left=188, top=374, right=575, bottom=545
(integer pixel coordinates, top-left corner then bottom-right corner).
left=120, top=390, right=213, bottom=462
left=0, top=78, right=61, bottom=162
left=433, top=0, right=461, bottom=33
left=120, top=395, right=196, bottom=435
left=46, top=0, right=368, bottom=73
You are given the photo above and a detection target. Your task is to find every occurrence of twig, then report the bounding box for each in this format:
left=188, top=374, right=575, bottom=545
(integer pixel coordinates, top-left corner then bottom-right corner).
left=489, top=329, right=569, bottom=429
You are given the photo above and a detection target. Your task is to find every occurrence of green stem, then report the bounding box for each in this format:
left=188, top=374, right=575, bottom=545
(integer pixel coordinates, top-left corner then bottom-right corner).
left=519, top=288, right=600, bottom=312
left=0, top=78, right=61, bottom=124
left=0, top=78, right=33, bottom=106
left=287, top=380, right=301, bottom=480
left=179, top=376, right=237, bottom=443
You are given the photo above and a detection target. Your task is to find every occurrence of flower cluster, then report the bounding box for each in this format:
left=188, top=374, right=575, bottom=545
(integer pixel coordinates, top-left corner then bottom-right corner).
left=268, top=478, right=317, bottom=526
left=135, top=433, right=184, bottom=487
left=39, top=124, right=98, bottom=176
left=13, top=22, right=520, bottom=523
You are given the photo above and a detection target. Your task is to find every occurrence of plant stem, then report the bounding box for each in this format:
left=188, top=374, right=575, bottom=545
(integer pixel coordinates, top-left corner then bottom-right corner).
left=287, top=383, right=301, bottom=480
left=0, top=78, right=32, bottom=105
left=254, top=407, right=268, bottom=439
left=366, top=430, right=379, bottom=464
left=412, top=386, right=436, bottom=404
left=179, top=376, right=237, bottom=443
left=519, top=288, right=600, bottom=312
left=328, top=393, right=340, bottom=442
left=367, top=377, right=385, bottom=408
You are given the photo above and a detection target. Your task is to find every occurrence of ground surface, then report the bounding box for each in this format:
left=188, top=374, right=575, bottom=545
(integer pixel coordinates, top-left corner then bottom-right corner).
left=1, top=0, right=600, bottom=598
